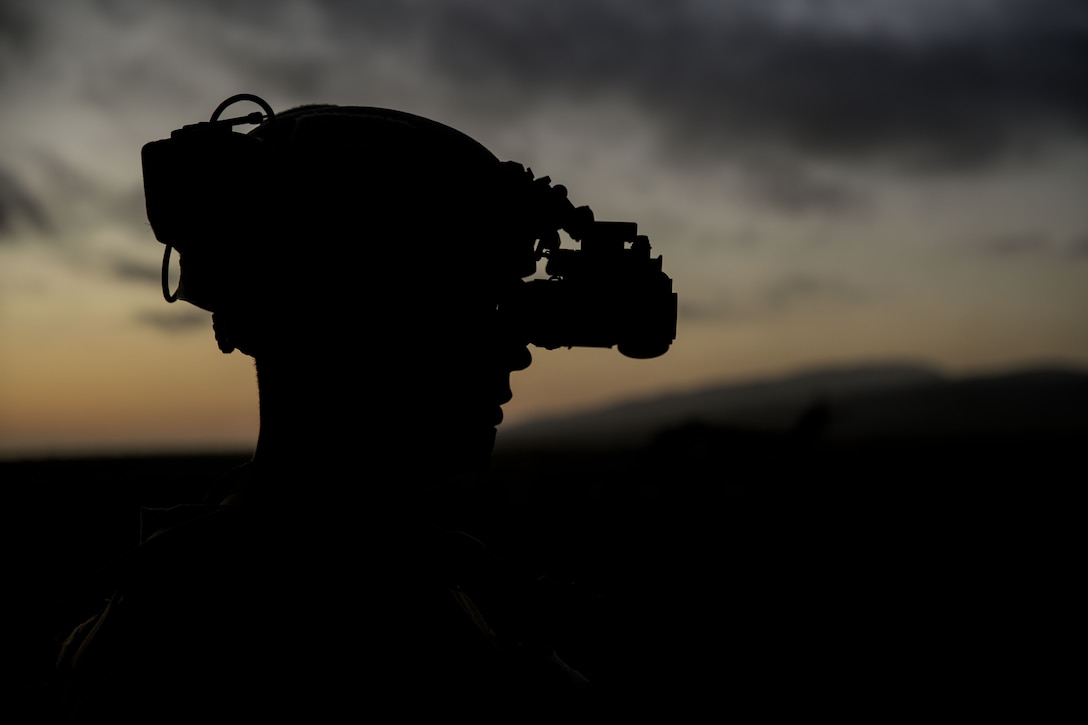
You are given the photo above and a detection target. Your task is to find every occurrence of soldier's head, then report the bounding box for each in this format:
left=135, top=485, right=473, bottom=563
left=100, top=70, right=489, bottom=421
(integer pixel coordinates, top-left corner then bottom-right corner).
left=142, top=95, right=676, bottom=471
left=144, top=99, right=541, bottom=469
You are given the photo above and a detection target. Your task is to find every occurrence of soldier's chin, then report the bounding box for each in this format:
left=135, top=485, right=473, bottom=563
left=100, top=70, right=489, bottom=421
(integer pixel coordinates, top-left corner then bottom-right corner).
left=461, top=427, right=498, bottom=471
left=428, top=426, right=497, bottom=475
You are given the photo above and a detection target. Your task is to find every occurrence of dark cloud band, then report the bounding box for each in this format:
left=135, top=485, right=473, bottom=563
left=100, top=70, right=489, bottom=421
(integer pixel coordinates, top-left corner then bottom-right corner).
left=397, top=0, right=1088, bottom=168
left=149, top=0, right=1085, bottom=169
left=7, top=0, right=1088, bottom=183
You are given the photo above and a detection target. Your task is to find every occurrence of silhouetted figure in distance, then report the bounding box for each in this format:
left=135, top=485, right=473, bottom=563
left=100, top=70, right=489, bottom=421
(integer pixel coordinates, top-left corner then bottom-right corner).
left=56, top=95, right=676, bottom=719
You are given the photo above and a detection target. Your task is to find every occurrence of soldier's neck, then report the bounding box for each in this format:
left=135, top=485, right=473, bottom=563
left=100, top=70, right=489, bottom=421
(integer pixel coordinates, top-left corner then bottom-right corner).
left=250, top=355, right=435, bottom=476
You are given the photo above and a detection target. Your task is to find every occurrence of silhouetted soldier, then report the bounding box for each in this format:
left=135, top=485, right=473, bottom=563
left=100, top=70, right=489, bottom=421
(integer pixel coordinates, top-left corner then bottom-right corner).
left=56, top=95, right=675, bottom=719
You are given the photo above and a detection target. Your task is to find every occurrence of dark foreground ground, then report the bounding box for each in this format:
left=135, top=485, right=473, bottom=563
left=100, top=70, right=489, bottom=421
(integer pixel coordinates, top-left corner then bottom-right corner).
left=8, top=425, right=1079, bottom=717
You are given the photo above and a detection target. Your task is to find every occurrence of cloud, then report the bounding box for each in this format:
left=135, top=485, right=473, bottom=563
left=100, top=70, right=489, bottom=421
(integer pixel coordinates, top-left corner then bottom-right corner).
left=135, top=308, right=209, bottom=332
left=677, top=294, right=734, bottom=322
left=763, top=274, right=868, bottom=310
left=1068, top=234, right=1088, bottom=258
left=677, top=272, right=867, bottom=322
left=737, top=156, right=868, bottom=214
left=970, top=230, right=1088, bottom=259
left=100, top=0, right=1079, bottom=172
left=978, top=232, right=1054, bottom=256
left=307, top=0, right=1088, bottom=170
left=6, top=0, right=1088, bottom=196
left=0, top=0, right=37, bottom=56
left=544, top=4, right=1077, bottom=166
left=0, top=149, right=150, bottom=245
left=0, top=164, right=52, bottom=240
left=109, top=255, right=160, bottom=284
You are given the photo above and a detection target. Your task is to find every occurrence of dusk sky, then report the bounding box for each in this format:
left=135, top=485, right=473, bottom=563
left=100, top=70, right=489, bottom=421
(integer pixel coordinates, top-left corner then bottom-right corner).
left=2, top=0, right=1087, bottom=457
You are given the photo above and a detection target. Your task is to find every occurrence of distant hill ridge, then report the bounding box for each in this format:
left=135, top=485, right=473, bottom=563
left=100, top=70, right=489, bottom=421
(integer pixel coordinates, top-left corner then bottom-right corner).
left=497, top=361, right=1088, bottom=449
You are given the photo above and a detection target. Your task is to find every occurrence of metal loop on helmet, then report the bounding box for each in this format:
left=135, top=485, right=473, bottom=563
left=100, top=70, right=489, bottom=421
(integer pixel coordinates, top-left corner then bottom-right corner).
left=162, top=244, right=179, bottom=303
